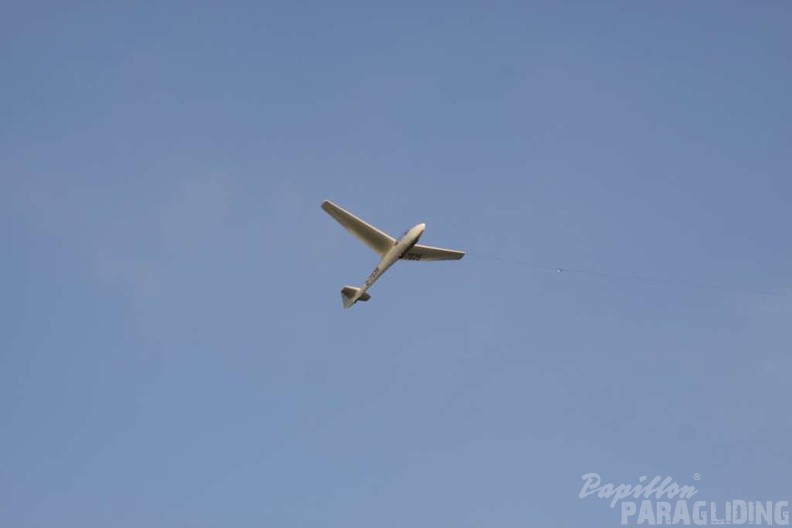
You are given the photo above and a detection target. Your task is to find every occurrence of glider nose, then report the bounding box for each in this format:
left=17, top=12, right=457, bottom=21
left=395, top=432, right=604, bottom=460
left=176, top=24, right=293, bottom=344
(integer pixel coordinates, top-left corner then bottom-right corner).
left=415, top=223, right=426, bottom=241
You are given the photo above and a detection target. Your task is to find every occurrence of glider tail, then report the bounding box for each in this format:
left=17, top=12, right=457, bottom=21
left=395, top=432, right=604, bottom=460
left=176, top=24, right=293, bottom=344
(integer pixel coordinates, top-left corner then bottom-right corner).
left=341, top=286, right=371, bottom=309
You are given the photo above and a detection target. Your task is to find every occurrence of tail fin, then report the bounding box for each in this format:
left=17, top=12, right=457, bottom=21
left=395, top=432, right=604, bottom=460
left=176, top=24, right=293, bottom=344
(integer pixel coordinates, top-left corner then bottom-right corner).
left=340, top=286, right=371, bottom=309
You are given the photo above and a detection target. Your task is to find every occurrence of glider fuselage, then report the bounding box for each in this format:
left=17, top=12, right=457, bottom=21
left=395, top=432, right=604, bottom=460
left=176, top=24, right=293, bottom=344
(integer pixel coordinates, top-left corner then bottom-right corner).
left=354, top=222, right=425, bottom=302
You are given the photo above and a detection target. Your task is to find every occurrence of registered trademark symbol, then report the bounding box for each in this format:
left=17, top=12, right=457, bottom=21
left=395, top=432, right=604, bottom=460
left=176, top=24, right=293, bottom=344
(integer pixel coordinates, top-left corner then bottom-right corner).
left=693, top=473, right=701, bottom=480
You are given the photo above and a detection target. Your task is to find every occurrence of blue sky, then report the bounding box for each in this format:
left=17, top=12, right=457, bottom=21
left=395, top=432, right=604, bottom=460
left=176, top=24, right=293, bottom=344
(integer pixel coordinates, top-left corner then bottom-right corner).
left=2, top=2, right=790, bottom=526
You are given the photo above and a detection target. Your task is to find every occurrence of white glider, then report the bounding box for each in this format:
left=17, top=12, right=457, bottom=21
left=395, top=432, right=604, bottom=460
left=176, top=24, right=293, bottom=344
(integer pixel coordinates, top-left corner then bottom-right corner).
left=322, top=200, right=464, bottom=308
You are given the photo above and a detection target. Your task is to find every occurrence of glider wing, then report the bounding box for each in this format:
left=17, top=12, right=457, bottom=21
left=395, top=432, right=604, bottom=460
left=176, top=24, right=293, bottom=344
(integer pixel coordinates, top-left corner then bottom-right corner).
left=401, top=244, right=465, bottom=261
left=321, top=200, right=395, bottom=256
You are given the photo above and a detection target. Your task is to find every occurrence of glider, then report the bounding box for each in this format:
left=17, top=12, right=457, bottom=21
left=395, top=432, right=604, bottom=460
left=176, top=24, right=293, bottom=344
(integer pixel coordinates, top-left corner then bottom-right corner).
left=322, top=200, right=464, bottom=308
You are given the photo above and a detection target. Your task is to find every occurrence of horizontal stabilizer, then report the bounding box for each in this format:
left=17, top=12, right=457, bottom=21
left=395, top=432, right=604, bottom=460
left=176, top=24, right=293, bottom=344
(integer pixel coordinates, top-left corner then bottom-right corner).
left=341, top=285, right=371, bottom=309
